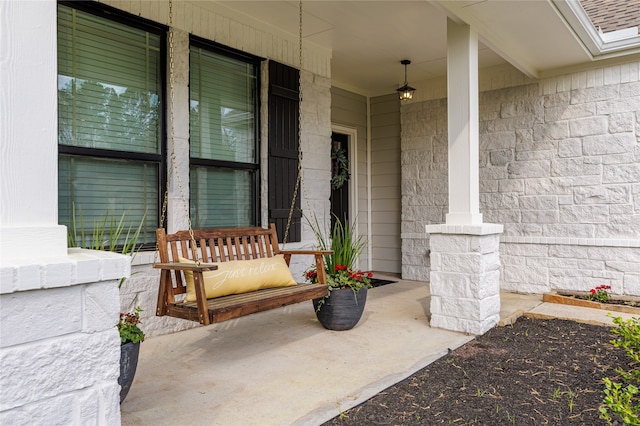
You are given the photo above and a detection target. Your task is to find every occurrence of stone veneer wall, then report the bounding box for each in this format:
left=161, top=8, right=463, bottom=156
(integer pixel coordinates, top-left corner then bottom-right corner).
left=401, top=98, right=448, bottom=280
left=0, top=250, right=128, bottom=424
left=402, top=61, right=640, bottom=296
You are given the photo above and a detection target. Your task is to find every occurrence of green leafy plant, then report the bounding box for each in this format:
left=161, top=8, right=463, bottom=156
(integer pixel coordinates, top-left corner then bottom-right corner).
left=600, top=315, right=640, bottom=424
left=67, top=203, right=145, bottom=255
left=588, top=285, right=611, bottom=303
left=118, top=307, right=145, bottom=344
left=306, top=213, right=366, bottom=272
left=305, top=214, right=371, bottom=310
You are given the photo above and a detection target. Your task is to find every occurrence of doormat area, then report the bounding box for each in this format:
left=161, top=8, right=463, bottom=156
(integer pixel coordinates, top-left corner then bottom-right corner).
left=370, top=278, right=397, bottom=288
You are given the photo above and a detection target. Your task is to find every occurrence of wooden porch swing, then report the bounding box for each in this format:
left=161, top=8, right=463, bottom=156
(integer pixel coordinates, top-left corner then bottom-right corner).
left=153, top=0, right=329, bottom=326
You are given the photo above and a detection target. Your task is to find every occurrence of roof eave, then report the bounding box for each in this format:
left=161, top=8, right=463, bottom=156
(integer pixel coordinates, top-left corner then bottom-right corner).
left=552, top=0, right=640, bottom=59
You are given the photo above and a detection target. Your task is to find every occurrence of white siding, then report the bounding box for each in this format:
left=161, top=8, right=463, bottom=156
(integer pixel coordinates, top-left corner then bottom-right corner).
left=370, top=95, right=402, bottom=273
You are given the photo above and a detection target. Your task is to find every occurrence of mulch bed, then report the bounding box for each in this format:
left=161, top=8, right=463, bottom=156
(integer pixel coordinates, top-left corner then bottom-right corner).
left=323, top=317, right=633, bottom=425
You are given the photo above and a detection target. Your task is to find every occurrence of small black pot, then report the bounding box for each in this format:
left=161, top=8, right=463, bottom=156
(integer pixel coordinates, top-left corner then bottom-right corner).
left=313, top=286, right=368, bottom=331
left=119, top=342, right=140, bottom=404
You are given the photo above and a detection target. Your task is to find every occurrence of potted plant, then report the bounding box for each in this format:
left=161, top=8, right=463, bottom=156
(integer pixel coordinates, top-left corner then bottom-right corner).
left=117, top=307, right=145, bottom=403
left=67, top=204, right=146, bottom=402
left=306, top=215, right=372, bottom=330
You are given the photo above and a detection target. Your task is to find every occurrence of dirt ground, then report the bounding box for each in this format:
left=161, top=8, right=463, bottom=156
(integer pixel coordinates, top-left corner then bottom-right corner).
left=323, top=317, right=632, bottom=425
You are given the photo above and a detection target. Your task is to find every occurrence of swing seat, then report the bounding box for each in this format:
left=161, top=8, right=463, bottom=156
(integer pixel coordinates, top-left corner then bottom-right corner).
left=154, top=224, right=330, bottom=325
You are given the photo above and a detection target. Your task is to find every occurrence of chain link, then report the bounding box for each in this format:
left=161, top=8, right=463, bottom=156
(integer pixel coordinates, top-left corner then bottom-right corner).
left=160, top=0, right=309, bottom=257
left=156, top=0, right=201, bottom=264
left=282, top=0, right=311, bottom=246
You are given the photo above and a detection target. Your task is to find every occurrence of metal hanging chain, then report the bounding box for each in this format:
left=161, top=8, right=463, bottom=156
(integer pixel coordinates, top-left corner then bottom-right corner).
left=158, top=0, right=174, bottom=233
left=155, top=0, right=201, bottom=264
left=282, top=0, right=312, bottom=246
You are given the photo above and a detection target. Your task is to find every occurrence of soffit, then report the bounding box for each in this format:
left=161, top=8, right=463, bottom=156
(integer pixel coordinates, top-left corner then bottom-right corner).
left=210, top=1, right=634, bottom=96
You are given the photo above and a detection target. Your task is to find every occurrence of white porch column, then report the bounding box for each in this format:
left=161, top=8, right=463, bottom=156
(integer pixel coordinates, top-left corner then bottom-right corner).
left=425, top=19, right=503, bottom=335
left=426, top=224, right=503, bottom=335
left=1, top=3, right=125, bottom=422
left=0, top=0, right=67, bottom=261
left=446, top=18, right=482, bottom=226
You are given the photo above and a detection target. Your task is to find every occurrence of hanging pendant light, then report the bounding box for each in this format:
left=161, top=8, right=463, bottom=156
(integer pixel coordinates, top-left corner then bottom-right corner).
left=396, top=59, right=416, bottom=101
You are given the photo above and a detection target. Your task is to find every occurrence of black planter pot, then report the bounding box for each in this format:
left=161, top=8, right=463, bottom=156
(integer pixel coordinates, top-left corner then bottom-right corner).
left=119, top=342, right=140, bottom=404
left=313, top=286, right=368, bottom=331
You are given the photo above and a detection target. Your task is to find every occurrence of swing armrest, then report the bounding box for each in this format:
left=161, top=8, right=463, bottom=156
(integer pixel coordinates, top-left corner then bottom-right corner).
left=279, top=250, right=332, bottom=285
left=153, top=262, right=218, bottom=272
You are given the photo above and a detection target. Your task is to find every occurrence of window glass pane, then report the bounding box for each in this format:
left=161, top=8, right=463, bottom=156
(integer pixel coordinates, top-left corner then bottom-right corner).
left=190, top=48, right=256, bottom=163
left=58, top=5, right=161, bottom=154
left=57, top=4, right=162, bottom=248
left=59, top=156, right=158, bottom=247
left=190, top=167, right=255, bottom=228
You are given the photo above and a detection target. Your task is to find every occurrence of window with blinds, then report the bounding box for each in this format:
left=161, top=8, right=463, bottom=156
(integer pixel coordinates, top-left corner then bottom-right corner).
left=189, top=38, right=261, bottom=228
left=57, top=3, right=164, bottom=248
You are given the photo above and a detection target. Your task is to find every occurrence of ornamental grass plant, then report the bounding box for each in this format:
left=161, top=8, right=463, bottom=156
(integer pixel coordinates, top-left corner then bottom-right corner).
left=67, top=204, right=146, bottom=344
left=306, top=214, right=367, bottom=273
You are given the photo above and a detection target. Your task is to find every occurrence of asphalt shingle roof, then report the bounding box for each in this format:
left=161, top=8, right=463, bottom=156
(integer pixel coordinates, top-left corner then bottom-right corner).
left=580, top=0, right=640, bottom=33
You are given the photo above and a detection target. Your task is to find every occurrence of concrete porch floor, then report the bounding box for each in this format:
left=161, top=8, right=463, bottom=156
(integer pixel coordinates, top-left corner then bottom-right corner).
left=121, top=276, right=543, bottom=426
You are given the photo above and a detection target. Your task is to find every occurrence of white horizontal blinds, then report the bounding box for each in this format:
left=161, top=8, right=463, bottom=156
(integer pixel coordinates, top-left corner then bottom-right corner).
left=57, top=4, right=161, bottom=247
left=59, top=157, right=159, bottom=244
left=190, top=48, right=256, bottom=162
left=190, top=167, right=254, bottom=228
left=189, top=45, right=258, bottom=228
left=58, top=6, right=161, bottom=154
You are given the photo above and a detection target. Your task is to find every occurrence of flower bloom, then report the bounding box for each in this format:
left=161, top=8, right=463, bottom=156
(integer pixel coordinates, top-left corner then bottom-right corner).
left=592, top=284, right=611, bottom=292
left=120, top=312, right=140, bottom=325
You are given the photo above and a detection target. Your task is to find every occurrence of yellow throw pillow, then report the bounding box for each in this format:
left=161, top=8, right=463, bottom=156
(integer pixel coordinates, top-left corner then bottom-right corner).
left=180, top=255, right=297, bottom=302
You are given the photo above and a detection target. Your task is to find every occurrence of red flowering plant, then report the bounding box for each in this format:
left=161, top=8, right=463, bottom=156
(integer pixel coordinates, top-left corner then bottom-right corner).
left=306, top=264, right=372, bottom=291
left=587, top=284, right=611, bottom=303
left=306, top=264, right=373, bottom=311
left=117, top=306, right=145, bottom=344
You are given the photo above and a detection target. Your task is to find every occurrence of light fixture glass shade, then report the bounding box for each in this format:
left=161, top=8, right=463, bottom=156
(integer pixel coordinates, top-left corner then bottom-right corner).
left=397, top=84, right=416, bottom=100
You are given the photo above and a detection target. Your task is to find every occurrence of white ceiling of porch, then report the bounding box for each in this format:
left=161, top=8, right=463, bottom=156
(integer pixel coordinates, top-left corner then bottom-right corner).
left=212, top=1, right=629, bottom=96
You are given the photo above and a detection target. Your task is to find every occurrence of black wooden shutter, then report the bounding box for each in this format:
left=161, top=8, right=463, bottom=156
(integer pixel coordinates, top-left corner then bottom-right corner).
left=268, top=61, right=301, bottom=242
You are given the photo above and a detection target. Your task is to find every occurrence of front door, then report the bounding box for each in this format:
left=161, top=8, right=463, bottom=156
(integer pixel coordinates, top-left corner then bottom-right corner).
left=330, top=132, right=349, bottom=230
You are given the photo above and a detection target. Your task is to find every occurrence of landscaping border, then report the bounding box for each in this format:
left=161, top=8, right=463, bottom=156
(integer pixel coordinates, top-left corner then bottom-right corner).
left=542, top=292, right=640, bottom=315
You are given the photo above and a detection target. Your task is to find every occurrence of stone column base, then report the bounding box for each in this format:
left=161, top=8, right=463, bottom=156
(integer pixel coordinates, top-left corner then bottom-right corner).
left=426, top=224, right=504, bottom=335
